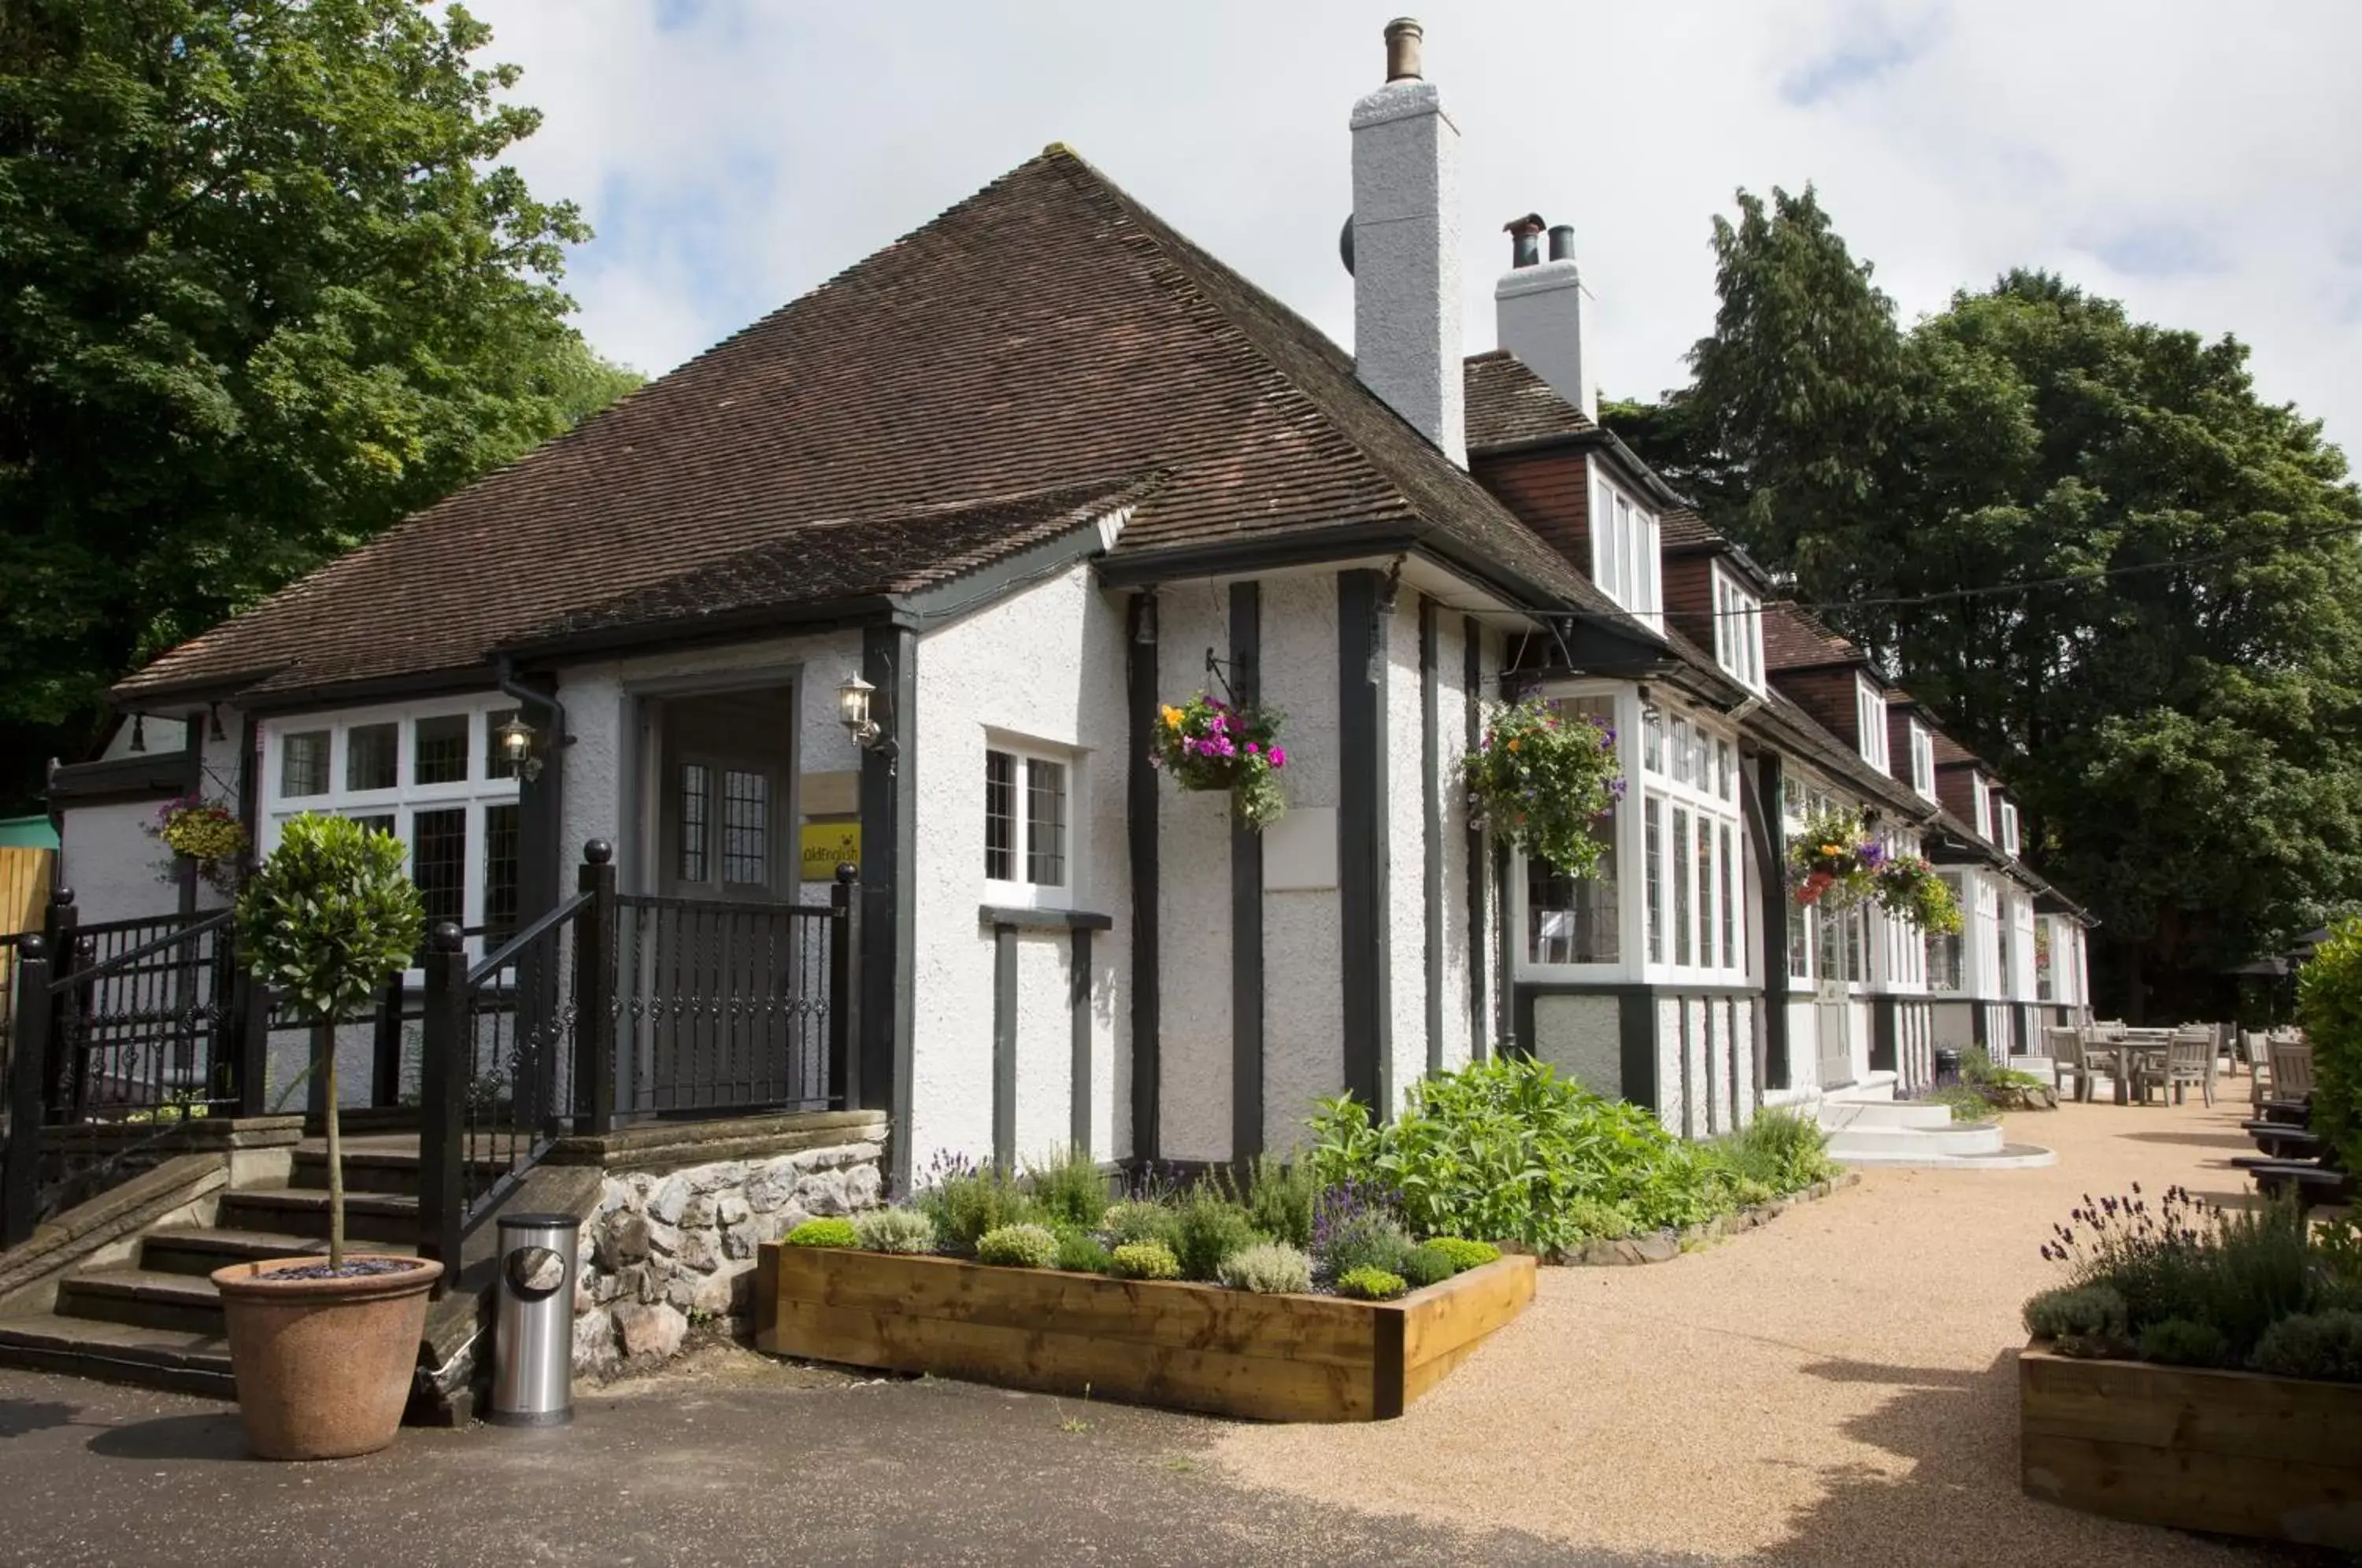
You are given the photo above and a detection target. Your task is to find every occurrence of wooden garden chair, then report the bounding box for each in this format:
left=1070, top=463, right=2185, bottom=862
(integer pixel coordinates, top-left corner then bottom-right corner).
left=2269, top=1038, right=2314, bottom=1103
left=2160, top=1030, right=2214, bottom=1107
left=2043, top=1026, right=2090, bottom=1102
left=2243, top=1031, right=2272, bottom=1108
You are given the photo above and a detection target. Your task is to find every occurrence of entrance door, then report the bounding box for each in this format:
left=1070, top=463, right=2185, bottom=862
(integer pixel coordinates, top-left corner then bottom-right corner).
left=626, top=687, right=807, bottom=1115
left=1816, top=986, right=1854, bottom=1090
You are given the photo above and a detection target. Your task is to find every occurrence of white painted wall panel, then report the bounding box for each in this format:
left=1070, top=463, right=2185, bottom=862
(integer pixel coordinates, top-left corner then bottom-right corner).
left=1434, top=611, right=1474, bottom=1071
left=1385, top=589, right=1425, bottom=1115
left=910, top=564, right=1131, bottom=1172
left=1261, top=572, right=1343, bottom=1154
left=1533, top=994, right=1620, bottom=1096
left=1153, top=582, right=1232, bottom=1162
left=1732, top=997, right=1757, bottom=1128
left=1655, top=997, right=1681, bottom=1133
left=60, top=800, right=172, bottom=926
left=1684, top=997, right=1709, bottom=1138
left=1706, top=997, right=1731, bottom=1135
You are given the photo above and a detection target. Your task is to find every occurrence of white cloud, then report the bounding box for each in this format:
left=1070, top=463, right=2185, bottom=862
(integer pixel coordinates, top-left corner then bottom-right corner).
left=466, top=0, right=2362, bottom=460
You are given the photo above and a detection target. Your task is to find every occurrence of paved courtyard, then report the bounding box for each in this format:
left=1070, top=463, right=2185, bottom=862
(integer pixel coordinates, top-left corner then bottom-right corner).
left=0, top=1092, right=2339, bottom=1566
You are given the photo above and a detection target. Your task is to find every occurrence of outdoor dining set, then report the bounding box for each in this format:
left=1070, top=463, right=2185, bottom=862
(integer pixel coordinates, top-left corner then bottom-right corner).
left=2038, top=1021, right=2304, bottom=1111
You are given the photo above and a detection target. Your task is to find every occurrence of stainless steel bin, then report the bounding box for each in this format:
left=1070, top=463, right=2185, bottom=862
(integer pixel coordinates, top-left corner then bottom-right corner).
left=488, top=1212, right=579, bottom=1427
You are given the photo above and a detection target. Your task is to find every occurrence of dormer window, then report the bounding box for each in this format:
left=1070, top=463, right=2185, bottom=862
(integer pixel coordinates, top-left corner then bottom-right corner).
left=1590, top=471, right=1661, bottom=623
left=1908, top=722, right=1936, bottom=801
left=1712, top=564, right=1763, bottom=690
left=1854, top=675, right=1889, bottom=771
left=1974, top=776, right=1994, bottom=841
left=2001, top=801, right=2020, bottom=858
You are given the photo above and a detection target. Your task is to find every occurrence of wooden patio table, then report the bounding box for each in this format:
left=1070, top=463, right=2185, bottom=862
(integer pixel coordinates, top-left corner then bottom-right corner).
left=2107, top=1030, right=2172, bottom=1105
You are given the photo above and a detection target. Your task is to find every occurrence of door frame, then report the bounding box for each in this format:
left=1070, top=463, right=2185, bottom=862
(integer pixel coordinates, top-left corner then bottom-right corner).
left=619, top=664, right=807, bottom=900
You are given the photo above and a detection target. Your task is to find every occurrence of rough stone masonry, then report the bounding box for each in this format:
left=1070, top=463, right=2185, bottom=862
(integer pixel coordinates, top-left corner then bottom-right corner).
left=572, top=1137, right=883, bottom=1374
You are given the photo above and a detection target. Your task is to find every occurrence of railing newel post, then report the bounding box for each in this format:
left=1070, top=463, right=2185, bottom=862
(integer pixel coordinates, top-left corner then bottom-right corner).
left=416, top=921, right=468, bottom=1289
left=830, top=862, right=861, bottom=1111
left=2, top=936, right=51, bottom=1249
left=575, top=841, right=616, bottom=1134
left=39, top=889, right=76, bottom=1119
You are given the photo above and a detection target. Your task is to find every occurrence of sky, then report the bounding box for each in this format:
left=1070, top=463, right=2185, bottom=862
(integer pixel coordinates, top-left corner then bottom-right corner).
left=467, top=0, right=2362, bottom=461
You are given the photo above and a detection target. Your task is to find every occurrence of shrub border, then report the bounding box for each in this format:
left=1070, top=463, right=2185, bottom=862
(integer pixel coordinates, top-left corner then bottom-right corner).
left=1555, top=1174, right=1860, bottom=1267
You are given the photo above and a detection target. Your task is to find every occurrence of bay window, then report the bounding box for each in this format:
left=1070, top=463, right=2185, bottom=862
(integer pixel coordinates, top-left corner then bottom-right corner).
left=1520, top=694, right=1622, bottom=967
left=1637, top=697, right=1746, bottom=981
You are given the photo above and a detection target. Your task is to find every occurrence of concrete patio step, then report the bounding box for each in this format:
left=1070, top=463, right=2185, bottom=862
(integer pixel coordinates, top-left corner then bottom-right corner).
left=1816, top=1100, right=1953, bottom=1132
left=56, top=1267, right=224, bottom=1337
left=1823, top=1072, right=1898, bottom=1104
left=0, top=1311, right=235, bottom=1399
left=1833, top=1138, right=2057, bottom=1170
left=1824, top=1121, right=2007, bottom=1159
left=215, top=1185, right=420, bottom=1244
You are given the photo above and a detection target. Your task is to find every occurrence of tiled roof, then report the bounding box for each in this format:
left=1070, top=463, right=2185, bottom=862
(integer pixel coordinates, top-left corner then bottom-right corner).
left=1661, top=507, right=1719, bottom=548
left=1761, top=601, right=1864, bottom=673
left=1463, top=349, right=1594, bottom=449
left=1931, top=731, right=1984, bottom=768
left=121, top=148, right=1636, bottom=702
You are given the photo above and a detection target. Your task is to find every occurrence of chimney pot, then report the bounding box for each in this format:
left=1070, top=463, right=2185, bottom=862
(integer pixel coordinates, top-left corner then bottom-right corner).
left=1505, top=213, right=1546, bottom=269
left=1547, top=224, right=1576, bottom=263
left=1383, top=17, right=1424, bottom=80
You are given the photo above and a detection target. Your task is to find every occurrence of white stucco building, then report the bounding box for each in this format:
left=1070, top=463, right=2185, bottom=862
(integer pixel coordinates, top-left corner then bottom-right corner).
left=53, top=20, right=2090, bottom=1189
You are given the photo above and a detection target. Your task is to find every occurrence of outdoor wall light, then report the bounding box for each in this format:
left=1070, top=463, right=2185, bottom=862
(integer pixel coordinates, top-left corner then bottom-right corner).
left=837, top=672, right=890, bottom=752
left=494, top=712, right=545, bottom=783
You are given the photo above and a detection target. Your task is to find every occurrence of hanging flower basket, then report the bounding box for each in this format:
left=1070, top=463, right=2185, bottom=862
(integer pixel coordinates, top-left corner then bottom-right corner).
left=1787, top=804, right=1882, bottom=912
left=148, top=794, right=248, bottom=895
left=1461, top=699, right=1624, bottom=878
left=1874, top=853, right=1964, bottom=934
left=1151, top=692, right=1288, bottom=829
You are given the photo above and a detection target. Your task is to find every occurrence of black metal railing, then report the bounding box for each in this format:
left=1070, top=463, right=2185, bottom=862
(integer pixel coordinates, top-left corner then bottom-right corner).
left=612, top=889, right=843, bottom=1118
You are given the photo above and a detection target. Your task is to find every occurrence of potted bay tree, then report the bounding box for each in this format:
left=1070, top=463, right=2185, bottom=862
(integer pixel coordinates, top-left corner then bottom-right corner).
left=212, top=813, right=442, bottom=1460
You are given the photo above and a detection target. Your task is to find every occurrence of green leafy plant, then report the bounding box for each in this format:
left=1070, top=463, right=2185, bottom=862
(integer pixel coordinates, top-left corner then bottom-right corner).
left=2137, top=1317, right=2229, bottom=1367
left=1232, top=1155, right=1318, bottom=1250
left=1871, top=853, right=1962, bottom=934
left=2299, top=916, right=2362, bottom=1176
left=1024, top=1145, right=1112, bottom=1230
left=1168, top=1185, right=1261, bottom=1282
left=1424, top=1237, right=1501, bottom=1272
left=2253, top=1310, right=2362, bottom=1382
left=1398, top=1244, right=1459, bottom=1289
left=851, top=1207, right=937, bottom=1255
left=975, top=1222, right=1059, bottom=1269
left=1054, top=1232, right=1113, bottom=1274
left=1334, top=1266, right=1407, bottom=1301
left=235, top=813, right=423, bottom=1271
left=912, top=1155, right=1038, bottom=1257
left=1216, top=1241, right=1314, bottom=1295
left=1151, top=691, right=1289, bottom=829
left=2023, top=1284, right=2131, bottom=1354
left=1309, top=1184, right=1415, bottom=1280
left=1960, top=1048, right=2045, bottom=1091
left=149, top=794, right=249, bottom=893
left=1927, top=1085, right=1997, bottom=1124
left=1703, top=1109, right=1841, bottom=1193
left=785, top=1217, right=860, bottom=1248
left=1460, top=698, right=1623, bottom=878
left=1101, top=1200, right=1179, bottom=1249
left=1108, top=1241, right=1181, bottom=1281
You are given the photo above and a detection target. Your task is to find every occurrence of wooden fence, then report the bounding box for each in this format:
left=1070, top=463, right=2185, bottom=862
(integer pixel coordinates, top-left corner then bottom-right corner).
left=0, top=847, right=50, bottom=937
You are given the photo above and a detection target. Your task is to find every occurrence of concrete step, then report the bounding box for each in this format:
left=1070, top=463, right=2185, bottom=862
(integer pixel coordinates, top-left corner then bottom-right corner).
left=1824, top=1072, right=1898, bottom=1104
left=2002, top=1056, right=2057, bottom=1081
left=139, top=1226, right=415, bottom=1278
left=217, top=1185, right=420, bottom=1244
left=1816, top=1100, right=1953, bottom=1132
left=56, top=1267, right=223, bottom=1336
left=291, top=1147, right=426, bottom=1197
left=0, top=1311, right=235, bottom=1399
left=1833, top=1140, right=2059, bottom=1170
left=1825, top=1121, right=2007, bottom=1159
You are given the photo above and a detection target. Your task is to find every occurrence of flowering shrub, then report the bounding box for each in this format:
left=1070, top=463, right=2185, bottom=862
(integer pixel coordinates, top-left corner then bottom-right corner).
left=1874, top=854, right=1964, bottom=934
left=1460, top=699, right=1624, bottom=878
left=1150, top=691, right=1287, bottom=829
left=1786, top=804, right=1882, bottom=912
left=148, top=795, right=247, bottom=894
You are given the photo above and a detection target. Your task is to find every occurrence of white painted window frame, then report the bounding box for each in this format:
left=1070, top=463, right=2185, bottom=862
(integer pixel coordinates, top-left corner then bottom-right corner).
left=2000, top=801, right=2020, bottom=859
left=1590, top=470, right=1662, bottom=627
left=1908, top=721, right=1937, bottom=801
left=981, top=732, right=1080, bottom=912
left=1710, top=564, right=1764, bottom=692
left=259, top=696, right=524, bottom=955
left=1854, top=675, right=1890, bottom=773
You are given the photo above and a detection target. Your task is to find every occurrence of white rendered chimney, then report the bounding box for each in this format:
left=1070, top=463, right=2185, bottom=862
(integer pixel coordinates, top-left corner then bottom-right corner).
left=1494, top=221, right=1597, bottom=421
left=1350, top=18, right=1464, bottom=466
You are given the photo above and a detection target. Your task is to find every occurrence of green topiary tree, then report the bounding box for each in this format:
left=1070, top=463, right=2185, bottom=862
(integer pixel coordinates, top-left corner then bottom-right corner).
left=2298, top=916, right=2362, bottom=1176
left=235, top=814, right=423, bottom=1270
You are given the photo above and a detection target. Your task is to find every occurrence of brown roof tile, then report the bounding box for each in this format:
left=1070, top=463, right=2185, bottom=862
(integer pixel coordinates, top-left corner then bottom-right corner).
left=122, top=149, right=1635, bottom=702
left=1761, top=601, right=1865, bottom=673
left=1463, top=349, right=1594, bottom=449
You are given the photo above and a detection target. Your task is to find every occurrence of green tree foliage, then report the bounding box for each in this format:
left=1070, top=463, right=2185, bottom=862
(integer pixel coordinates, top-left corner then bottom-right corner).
left=1616, top=189, right=2362, bottom=1013
left=0, top=0, right=639, bottom=805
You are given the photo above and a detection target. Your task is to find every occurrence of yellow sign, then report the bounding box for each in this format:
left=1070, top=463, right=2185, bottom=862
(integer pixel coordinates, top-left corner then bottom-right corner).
left=800, top=821, right=861, bottom=882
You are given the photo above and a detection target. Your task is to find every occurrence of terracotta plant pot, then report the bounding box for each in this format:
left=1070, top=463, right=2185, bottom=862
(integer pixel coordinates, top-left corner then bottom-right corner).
left=211, top=1254, right=443, bottom=1460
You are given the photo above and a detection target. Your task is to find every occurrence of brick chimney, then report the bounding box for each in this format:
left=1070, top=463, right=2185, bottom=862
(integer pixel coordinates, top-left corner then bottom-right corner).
left=1349, top=18, right=1465, bottom=465
left=1495, top=220, right=1596, bottom=420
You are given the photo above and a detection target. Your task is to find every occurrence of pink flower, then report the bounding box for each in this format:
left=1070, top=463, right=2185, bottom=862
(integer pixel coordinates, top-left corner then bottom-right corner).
left=1269, top=747, right=1287, bottom=767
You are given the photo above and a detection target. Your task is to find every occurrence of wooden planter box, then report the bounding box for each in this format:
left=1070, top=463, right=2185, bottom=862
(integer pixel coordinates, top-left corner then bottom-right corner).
left=754, top=1244, right=1537, bottom=1422
left=2020, top=1343, right=2362, bottom=1550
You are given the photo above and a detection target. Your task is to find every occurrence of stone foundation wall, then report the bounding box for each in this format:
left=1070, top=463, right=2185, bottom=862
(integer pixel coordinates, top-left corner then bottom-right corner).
left=572, top=1136, right=883, bottom=1375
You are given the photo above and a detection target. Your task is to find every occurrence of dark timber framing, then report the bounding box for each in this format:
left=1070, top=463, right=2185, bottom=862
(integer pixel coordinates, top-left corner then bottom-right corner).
left=860, top=623, right=919, bottom=1193
left=1338, top=570, right=1390, bottom=1115
left=1420, top=596, right=1442, bottom=1075
left=1070, top=927, right=1094, bottom=1156
left=1463, top=617, right=1487, bottom=1060
left=992, top=925, right=1017, bottom=1169
left=1127, top=592, right=1161, bottom=1163
left=1229, top=581, right=1264, bottom=1164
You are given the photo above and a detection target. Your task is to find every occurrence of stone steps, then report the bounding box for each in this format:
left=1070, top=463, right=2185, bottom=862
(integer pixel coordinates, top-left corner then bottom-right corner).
left=1832, top=1140, right=2059, bottom=1170
left=0, top=1311, right=235, bottom=1399
left=1816, top=1100, right=1953, bottom=1132
left=216, top=1185, right=420, bottom=1244
left=56, top=1266, right=224, bottom=1337
left=1823, top=1120, right=2008, bottom=1159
